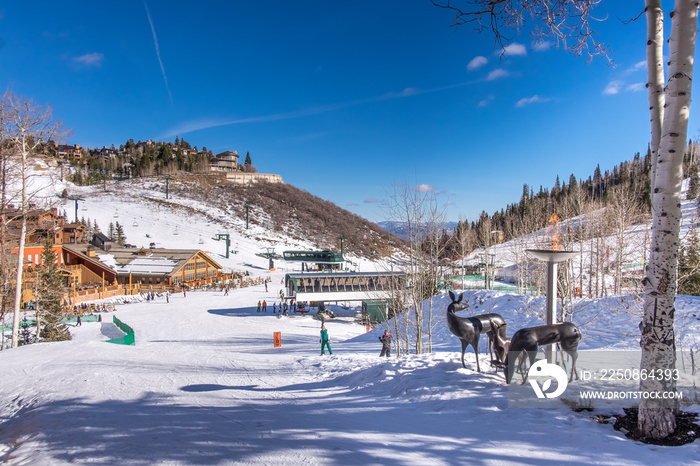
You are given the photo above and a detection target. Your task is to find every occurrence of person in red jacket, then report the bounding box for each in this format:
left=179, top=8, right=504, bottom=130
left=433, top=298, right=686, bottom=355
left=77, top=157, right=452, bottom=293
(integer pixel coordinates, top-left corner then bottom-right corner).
left=379, top=332, right=391, bottom=357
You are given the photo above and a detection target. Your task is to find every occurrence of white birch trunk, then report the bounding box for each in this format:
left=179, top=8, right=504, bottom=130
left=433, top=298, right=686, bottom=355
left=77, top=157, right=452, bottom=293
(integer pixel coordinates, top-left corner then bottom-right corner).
left=640, top=0, right=698, bottom=439
left=11, top=136, right=27, bottom=348
left=646, top=0, right=665, bottom=205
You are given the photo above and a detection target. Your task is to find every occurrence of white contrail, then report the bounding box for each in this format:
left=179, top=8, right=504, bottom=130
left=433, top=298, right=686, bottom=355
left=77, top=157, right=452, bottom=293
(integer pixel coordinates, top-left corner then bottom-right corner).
left=144, top=2, right=173, bottom=105
left=161, top=79, right=478, bottom=138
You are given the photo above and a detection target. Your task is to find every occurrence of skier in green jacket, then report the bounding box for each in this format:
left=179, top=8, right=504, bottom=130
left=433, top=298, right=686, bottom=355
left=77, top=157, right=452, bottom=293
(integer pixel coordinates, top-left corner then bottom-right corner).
left=320, top=324, right=332, bottom=355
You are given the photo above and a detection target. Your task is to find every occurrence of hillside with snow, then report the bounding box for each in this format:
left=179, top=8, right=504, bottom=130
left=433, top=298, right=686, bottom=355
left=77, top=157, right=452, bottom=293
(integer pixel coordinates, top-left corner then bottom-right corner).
left=22, top=159, right=401, bottom=273
left=0, top=160, right=698, bottom=464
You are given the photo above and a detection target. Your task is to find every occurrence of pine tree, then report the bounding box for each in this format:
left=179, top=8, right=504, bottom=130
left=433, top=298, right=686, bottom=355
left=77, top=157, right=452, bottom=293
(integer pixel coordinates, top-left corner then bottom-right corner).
left=245, top=152, right=252, bottom=166
left=114, top=222, right=126, bottom=246
left=92, top=219, right=101, bottom=234
left=108, top=222, right=115, bottom=240
left=36, top=240, right=70, bottom=341
left=83, top=218, right=93, bottom=240
left=679, top=226, right=700, bottom=296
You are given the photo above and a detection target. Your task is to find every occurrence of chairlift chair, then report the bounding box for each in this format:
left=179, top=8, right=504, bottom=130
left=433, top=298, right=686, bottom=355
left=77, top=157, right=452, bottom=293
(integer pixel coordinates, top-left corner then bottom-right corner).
left=133, top=219, right=139, bottom=227
left=174, top=226, right=179, bottom=236
left=198, top=235, right=204, bottom=244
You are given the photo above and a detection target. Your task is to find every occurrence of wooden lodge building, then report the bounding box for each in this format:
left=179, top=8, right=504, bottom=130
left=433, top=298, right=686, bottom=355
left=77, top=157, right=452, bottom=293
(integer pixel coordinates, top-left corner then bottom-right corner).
left=60, top=244, right=223, bottom=286
left=10, top=208, right=224, bottom=305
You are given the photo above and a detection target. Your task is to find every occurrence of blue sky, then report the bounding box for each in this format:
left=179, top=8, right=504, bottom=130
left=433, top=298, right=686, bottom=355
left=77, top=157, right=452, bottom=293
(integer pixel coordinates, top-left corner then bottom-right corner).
left=1, top=1, right=697, bottom=223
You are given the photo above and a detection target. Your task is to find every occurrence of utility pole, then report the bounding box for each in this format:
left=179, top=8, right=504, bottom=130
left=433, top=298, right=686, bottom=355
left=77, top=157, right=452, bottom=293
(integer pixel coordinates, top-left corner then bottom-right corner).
left=245, top=202, right=250, bottom=229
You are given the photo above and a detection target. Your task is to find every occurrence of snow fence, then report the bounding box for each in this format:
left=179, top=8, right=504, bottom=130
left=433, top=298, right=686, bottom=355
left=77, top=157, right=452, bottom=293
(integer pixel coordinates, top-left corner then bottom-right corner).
left=106, top=316, right=135, bottom=345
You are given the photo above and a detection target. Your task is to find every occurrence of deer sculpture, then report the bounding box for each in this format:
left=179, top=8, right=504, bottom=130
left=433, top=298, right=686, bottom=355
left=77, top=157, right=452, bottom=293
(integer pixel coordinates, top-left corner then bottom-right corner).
left=446, top=291, right=506, bottom=372
left=489, top=319, right=510, bottom=367
left=504, top=322, right=581, bottom=384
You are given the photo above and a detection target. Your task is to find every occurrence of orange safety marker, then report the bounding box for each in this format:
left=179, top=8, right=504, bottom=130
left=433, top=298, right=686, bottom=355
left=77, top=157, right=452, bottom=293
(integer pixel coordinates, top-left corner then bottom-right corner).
left=273, top=331, right=282, bottom=348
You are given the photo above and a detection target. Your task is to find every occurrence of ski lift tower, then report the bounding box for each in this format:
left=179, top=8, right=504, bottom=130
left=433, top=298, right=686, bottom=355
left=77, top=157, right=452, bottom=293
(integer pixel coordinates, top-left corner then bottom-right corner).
left=67, top=195, right=84, bottom=223
left=212, top=233, right=231, bottom=259
left=164, top=175, right=172, bottom=200
left=256, top=248, right=279, bottom=271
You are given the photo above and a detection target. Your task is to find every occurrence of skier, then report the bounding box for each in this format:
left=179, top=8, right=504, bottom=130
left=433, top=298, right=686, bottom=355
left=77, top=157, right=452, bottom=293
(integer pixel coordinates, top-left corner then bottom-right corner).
left=379, top=331, right=392, bottom=357
left=262, top=300, right=267, bottom=312
left=257, top=300, right=261, bottom=312
left=320, top=324, right=332, bottom=355
left=76, top=315, right=82, bottom=327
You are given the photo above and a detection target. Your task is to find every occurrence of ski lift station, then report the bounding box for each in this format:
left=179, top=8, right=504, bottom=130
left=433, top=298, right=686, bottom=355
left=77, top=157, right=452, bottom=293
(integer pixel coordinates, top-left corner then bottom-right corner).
left=284, top=271, right=406, bottom=303
left=282, top=250, right=345, bottom=271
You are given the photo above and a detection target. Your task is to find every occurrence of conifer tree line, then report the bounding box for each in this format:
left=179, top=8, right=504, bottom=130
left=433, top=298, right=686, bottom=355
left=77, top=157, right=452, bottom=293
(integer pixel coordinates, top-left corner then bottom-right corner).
left=64, top=137, right=216, bottom=186
left=74, top=215, right=127, bottom=247
left=439, top=142, right=699, bottom=259
left=433, top=141, right=700, bottom=298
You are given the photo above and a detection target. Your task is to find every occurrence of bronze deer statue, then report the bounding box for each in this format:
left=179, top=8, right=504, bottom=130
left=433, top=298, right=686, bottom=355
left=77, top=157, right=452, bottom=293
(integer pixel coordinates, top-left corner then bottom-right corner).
left=489, top=319, right=510, bottom=367
left=446, top=291, right=506, bottom=372
left=504, top=322, right=581, bottom=384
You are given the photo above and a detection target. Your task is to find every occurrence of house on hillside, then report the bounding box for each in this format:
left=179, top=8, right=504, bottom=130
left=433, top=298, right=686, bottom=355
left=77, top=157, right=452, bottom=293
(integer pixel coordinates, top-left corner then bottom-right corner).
left=54, top=143, right=82, bottom=160
left=54, top=223, right=87, bottom=244
left=210, top=151, right=240, bottom=173
left=5, top=207, right=88, bottom=246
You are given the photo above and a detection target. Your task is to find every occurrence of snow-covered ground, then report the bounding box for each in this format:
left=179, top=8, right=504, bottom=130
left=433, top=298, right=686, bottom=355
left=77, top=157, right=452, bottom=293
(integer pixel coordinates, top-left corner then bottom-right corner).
left=0, top=283, right=698, bottom=465
left=0, top=162, right=698, bottom=464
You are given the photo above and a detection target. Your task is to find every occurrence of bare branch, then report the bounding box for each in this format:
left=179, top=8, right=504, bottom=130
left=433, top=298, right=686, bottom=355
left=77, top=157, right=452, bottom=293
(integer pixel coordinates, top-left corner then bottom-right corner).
left=432, top=0, right=611, bottom=63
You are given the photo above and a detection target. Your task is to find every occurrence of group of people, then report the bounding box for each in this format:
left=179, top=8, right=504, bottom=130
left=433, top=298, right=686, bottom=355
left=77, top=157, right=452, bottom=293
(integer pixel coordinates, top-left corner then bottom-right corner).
left=256, top=298, right=304, bottom=315
left=257, top=300, right=289, bottom=314
left=64, top=302, right=115, bottom=314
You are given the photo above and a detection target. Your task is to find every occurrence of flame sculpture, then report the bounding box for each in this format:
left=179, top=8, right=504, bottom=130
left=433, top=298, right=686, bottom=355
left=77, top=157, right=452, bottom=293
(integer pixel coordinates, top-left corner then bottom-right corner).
left=547, top=213, right=562, bottom=251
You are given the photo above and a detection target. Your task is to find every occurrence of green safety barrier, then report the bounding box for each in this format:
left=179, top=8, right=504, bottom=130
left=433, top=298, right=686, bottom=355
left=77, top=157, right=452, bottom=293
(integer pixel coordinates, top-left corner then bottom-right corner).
left=451, top=275, right=485, bottom=281
left=106, top=316, right=135, bottom=346
left=3, top=320, right=36, bottom=331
